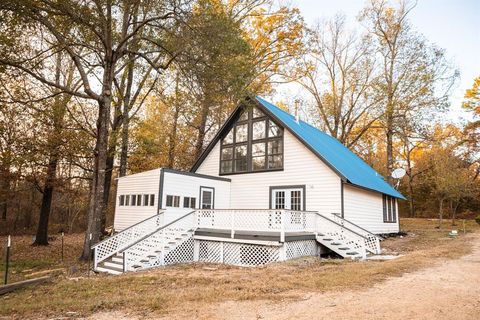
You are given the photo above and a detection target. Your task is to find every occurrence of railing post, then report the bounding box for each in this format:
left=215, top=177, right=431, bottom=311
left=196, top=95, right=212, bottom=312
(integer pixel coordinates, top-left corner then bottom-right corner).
left=280, top=210, right=285, bottom=242
left=193, top=240, right=200, bottom=262
left=123, top=251, right=126, bottom=272
left=230, top=210, right=235, bottom=239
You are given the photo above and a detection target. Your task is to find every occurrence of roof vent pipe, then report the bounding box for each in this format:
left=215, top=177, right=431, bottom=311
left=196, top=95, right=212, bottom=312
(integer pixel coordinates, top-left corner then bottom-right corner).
left=294, top=99, right=300, bottom=123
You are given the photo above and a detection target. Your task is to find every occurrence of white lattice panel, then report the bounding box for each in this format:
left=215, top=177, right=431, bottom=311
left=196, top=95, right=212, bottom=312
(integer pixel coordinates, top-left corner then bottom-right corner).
left=224, top=242, right=280, bottom=266
left=198, top=240, right=223, bottom=263
left=285, top=240, right=318, bottom=260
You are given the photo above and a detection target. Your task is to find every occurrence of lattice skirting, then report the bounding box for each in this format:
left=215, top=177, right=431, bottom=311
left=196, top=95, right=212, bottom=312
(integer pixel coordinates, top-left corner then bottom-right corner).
left=196, top=239, right=319, bottom=267
left=284, top=240, right=318, bottom=260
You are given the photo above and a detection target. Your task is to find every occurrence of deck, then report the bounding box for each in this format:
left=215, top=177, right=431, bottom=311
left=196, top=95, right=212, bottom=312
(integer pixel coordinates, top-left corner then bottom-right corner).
left=194, top=228, right=317, bottom=242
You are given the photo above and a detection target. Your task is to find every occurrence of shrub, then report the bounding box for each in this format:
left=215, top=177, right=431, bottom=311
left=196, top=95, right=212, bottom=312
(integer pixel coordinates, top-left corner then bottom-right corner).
left=475, top=215, right=480, bottom=225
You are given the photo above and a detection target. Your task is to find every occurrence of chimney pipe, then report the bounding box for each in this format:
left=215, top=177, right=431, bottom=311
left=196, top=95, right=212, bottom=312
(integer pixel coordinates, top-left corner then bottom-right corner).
left=294, top=99, right=300, bottom=123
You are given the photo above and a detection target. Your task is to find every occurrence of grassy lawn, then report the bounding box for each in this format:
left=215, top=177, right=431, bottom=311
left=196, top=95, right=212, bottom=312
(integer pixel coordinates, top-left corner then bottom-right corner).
left=1, top=218, right=479, bottom=319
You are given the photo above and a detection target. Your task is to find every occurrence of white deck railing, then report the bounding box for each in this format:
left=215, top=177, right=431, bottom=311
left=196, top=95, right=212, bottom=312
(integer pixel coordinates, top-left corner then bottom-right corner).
left=92, top=212, right=164, bottom=269
left=196, top=209, right=317, bottom=241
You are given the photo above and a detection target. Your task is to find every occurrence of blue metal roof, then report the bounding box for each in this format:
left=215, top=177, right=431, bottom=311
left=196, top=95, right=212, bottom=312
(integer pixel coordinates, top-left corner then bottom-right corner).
left=256, top=96, right=406, bottom=199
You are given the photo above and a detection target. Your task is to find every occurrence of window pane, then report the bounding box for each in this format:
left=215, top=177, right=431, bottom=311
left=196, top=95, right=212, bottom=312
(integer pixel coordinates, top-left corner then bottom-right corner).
left=191, top=198, right=196, bottom=208
left=239, top=111, right=248, bottom=121
left=174, top=196, right=180, bottom=207
left=253, top=107, right=264, bottom=118
left=291, top=190, right=302, bottom=211
left=131, top=195, right=136, bottom=206
left=221, top=147, right=233, bottom=160
left=221, top=160, right=233, bottom=173
left=275, top=191, right=285, bottom=209
left=252, top=142, right=265, bottom=156
left=119, top=195, right=125, bottom=206
left=125, top=195, right=130, bottom=206
left=235, top=123, right=248, bottom=143
left=143, top=194, right=149, bottom=206
left=183, top=197, right=190, bottom=208
left=223, top=128, right=234, bottom=145
left=252, top=156, right=266, bottom=170
left=202, top=190, right=212, bottom=209
left=150, top=194, right=155, bottom=206
left=268, top=140, right=282, bottom=155
left=137, top=194, right=142, bottom=206
left=235, top=145, right=247, bottom=171
left=269, top=121, right=281, bottom=137
left=166, top=195, right=172, bottom=207
left=252, top=120, right=266, bottom=140
left=268, top=155, right=283, bottom=169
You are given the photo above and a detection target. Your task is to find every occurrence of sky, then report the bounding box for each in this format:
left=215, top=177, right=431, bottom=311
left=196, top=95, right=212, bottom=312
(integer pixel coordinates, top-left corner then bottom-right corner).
left=277, top=0, right=479, bottom=122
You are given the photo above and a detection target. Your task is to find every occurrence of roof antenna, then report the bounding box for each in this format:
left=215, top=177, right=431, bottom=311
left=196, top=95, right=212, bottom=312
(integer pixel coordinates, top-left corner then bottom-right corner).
left=294, top=99, right=300, bottom=123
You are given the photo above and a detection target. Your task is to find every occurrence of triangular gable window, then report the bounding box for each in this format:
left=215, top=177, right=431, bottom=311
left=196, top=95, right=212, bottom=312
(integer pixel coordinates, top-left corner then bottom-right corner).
left=220, top=106, right=283, bottom=175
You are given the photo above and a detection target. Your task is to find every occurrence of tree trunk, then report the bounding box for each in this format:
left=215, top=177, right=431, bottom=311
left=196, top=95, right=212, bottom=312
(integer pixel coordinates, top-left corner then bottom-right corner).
left=119, top=53, right=135, bottom=178
left=438, top=198, right=444, bottom=229
left=194, top=100, right=210, bottom=161
left=451, top=201, right=460, bottom=226
left=33, top=156, right=58, bottom=245
left=0, top=198, right=6, bottom=221
left=385, top=110, right=394, bottom=184
left=168, top=104, right=180, bottom=168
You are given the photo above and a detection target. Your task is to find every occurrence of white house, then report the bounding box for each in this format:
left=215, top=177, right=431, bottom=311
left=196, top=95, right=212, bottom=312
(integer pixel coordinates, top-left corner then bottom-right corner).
left=93, top=96, right=405, bottom=274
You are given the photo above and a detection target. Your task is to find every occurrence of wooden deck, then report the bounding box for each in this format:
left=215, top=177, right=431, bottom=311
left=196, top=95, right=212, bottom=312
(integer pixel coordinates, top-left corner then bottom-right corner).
left=194, top=228, right=316, bottom=242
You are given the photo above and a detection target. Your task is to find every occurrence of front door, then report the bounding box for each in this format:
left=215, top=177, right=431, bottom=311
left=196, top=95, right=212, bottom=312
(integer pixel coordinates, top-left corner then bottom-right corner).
left=271, top=187, right=304, bottom=211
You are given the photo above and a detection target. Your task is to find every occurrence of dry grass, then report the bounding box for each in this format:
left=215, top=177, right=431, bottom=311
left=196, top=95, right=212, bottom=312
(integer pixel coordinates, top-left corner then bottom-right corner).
left=1, top=218, right=479, bottom=319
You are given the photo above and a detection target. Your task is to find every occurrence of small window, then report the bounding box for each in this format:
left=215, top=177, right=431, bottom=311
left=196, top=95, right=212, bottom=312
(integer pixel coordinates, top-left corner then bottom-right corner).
left=143, top=194, right=149, bottom=206
left=131, top=194, right=136, bottom=206
left=119, top=195, right=125, bottom=206
left=234, top=145, right=247, bottom=172
left=137, top=194, right=142, bottom=206
left=252, top=142, right=266, bottom=171
left=125, top=195, right=130, bottom=206
left=383, top=195, right=396, bottom=223
left=149, top=194, right=155, bottom=206
left=238, top=111, right=248, bottom=121
left=183, top=197, right=196, bottom=209
left=166, top=195, right=180, bottom=207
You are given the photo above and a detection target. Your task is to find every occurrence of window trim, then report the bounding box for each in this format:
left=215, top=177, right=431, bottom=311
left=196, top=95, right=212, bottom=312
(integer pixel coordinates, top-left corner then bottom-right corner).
left=219, top=106, right=284, bottom=175
left=166, top=195, right=180, bottom=207
left=269, top=185, right=306, bottom=211
left=199, top=186, right=215, bottom=209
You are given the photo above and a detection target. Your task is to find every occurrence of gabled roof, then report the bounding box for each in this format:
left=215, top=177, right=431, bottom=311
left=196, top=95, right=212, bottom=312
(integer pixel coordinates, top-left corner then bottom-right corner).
left=191, top=96, right=405, bottom=200
left=255, top=97, right=405, bottom=199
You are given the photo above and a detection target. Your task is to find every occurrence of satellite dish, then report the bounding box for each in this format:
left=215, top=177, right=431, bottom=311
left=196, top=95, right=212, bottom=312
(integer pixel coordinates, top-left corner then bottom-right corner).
left=392, top=168, right=406, bottom=179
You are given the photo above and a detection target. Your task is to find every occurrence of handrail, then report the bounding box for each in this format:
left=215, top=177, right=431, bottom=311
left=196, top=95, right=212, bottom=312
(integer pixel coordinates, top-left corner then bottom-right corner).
left=92, top=211, right=164, bottom=249
left=329, top=213, right=383, bottom=240
left=314, top=212, right=368, bottom=240
left=126, top=210, right=196, bottom=250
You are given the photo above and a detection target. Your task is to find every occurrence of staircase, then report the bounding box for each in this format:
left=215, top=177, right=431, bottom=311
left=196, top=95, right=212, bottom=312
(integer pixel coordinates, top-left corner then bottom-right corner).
left=314, top=213, right=381, bottom=260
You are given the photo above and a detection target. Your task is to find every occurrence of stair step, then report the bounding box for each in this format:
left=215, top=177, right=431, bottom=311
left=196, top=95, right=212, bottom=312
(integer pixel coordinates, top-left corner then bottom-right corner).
left=111, top=257, right=123, bottom=263
left=147, top=255, right=156, bottom=258
left=96, top=266, right=122, bottom=275
left=104, top=261, right=123, bottom=269
left=338, top=247, right=349, bottom=250
left=140, top=259, right=149, bottom=263
left=331, top=242, right=341, bottom=246
left=323, top=238, right=333, bottom=241
left=346, top=251, right=359, bottom=255
left=131, top=265, right=142, bottom=269
left=317, top=233, right=325, bottom=237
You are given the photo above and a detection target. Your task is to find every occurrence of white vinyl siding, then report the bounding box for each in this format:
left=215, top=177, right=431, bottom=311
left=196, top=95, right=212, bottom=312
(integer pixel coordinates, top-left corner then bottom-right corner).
left=196, top=130, right=341, bottom=214
left=114, top=168, right=161, bottom=231
left=343, top=184, right=400, bottom=234
left=161, top=171, right=230, bottom=223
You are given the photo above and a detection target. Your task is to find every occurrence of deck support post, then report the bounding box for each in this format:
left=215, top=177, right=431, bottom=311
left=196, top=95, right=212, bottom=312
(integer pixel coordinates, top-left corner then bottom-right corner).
left=279, top=244, right=286, bottom=261
left=280, top=210, right=285, bottom=243
left=193, top=240, right=200, bottom=262
left=230, top=211, right=235, bottom=239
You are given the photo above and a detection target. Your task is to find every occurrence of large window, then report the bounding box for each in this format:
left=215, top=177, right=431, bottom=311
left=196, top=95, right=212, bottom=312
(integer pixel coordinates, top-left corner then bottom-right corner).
left=220, top=107, right=283, bottom=174
left=383, top=195, right=397, bottom=223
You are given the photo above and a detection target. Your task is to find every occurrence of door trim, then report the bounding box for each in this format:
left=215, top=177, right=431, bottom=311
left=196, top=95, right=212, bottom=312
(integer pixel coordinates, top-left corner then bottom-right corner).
left=199, top=186, right=215, bottom=209
left=269, top=185, right=306, bottom=211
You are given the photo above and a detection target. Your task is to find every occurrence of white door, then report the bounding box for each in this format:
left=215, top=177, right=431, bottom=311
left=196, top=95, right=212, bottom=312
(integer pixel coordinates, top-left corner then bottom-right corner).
left=271, top=188, right=304, bottom=211
left=200, top=187, right=214, bottom=209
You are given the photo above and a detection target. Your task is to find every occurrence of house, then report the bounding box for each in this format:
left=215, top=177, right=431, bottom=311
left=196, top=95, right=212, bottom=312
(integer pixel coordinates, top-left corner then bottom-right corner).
left=93, top=96, right=405, bottom=274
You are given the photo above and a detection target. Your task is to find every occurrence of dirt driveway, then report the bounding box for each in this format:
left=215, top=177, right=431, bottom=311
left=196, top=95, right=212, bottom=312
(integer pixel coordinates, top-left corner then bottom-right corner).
left=90, top=233, right=480, bottom=320
left=166, top=233, right=480, bottom=320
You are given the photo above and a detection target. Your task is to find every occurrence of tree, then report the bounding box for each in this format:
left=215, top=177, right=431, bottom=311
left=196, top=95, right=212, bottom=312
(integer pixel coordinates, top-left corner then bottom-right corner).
left=0, top=0, right=188, bottom=258
left=360, top=0, right=457, bottom=182
left=297, top=15, right=381, bottom=147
